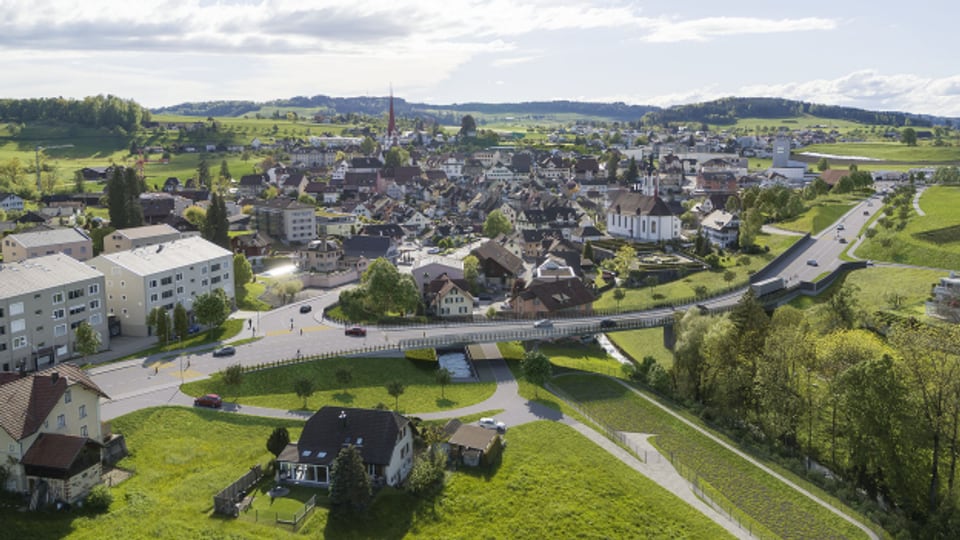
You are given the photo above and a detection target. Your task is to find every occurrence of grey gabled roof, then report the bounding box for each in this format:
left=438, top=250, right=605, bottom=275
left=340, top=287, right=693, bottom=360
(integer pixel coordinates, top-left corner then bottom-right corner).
left=0, top=254, right=103, bottom=298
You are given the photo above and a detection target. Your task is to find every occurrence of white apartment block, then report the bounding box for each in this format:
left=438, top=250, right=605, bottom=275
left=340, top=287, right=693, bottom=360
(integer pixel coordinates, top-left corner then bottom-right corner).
left=0, top=255, right=109, bottom=373
left=253, top=199, right=318, bottom=244
left=87, top=236, right=234, bottom=337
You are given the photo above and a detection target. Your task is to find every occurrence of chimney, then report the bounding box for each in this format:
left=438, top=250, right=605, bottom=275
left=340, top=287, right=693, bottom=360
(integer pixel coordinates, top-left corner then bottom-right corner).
left=51, top=371, right=59, bottom=384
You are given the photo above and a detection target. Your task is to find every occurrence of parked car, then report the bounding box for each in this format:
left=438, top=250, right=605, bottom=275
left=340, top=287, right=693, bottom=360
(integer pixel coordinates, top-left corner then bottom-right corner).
left=533, top=319, right=553, bottom=329
left=863, top=210, right=870, bottom=216
left=212, top=346, right=236, bottom=357
left=806, top=259, right=819, bottom=267
left=479, top=417, right=507, bottom=433
left=194, top=394, right=223, bottom=408
left=345, top=326, right=367, bottom=337
left=839, top=237, right=848, bottom=244
left=299, top=304, right=313, bottom=314
left=427, top=247, right=441, bottom=254
left=187, top=323, right=201, bottom=334
left=599, top=319, right=617, bottom=329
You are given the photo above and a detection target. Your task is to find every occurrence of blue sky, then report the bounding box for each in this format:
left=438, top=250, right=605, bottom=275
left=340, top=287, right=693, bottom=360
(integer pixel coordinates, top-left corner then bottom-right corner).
left=3, top=0, right=959, bottom=116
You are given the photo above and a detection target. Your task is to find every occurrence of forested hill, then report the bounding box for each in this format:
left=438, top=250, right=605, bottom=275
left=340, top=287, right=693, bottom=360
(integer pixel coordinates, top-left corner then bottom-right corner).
left=150, top=94, right=953, bottom=127
left=0, top=95, right=150, bottom=132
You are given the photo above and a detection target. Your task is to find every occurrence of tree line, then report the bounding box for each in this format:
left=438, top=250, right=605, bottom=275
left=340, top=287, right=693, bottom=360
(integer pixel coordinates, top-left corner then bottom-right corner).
left=0, top=95, right=150, bottom=133
left=634, top=289, right=960, bottom=536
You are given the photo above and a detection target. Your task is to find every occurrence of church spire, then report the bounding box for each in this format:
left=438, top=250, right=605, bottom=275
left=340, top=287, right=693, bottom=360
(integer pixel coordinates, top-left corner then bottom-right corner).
left=387, top=85, right=396, bottom=145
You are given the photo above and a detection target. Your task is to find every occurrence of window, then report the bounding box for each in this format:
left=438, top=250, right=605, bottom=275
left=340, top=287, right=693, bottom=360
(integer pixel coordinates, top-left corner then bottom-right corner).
left=68, top=288, right=84, bottom=300
left=80, top=425, right=88, bottom=438
left=79, top=404, right=86, bottom=418
left=201, top=266, right=208, bottom=274
left=120, top=281, right=125, bottom=288
left=54, top=324, right=67, bottom=337
left=52, top=292, right=64, bottom=304
left=57, top=414, right=65, bottom=429
left=211, top=263, right=221, bottom=272
left=201, top=279, right=208, bottom=287
left=9, top=302, right=23, bottom=316
left=69, top=304, right=86, bottom=316
left=150, top=294, right=158, bottom=303
left=0, top=325, right=4, bottom=335
left=161, top=290, right=173, bottom=299
left=211, top=276, right=221, bottom=284
left=89, top=299, right=101, bottom=310
left=11, top=319, right=25, bottom=333
left=175, top=272, right=183, bottom=281
left=65, top=389, right=72, bottom=403
left=161, top=276, right=173, bottom=286
left=89, top=313, right=102, bottom=325
left=88, top=283, right=100, bottom=295
left=176, top=287, right=184, bottom=295
left=52, top=308, right=65, bottom=320
left=149, top=279, right=158, bottom=288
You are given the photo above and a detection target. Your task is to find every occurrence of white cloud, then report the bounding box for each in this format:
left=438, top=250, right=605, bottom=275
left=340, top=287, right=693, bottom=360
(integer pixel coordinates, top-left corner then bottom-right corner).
left=492, top=55, right=542, bottom=67
left=639, top=16, right=836, bottom=43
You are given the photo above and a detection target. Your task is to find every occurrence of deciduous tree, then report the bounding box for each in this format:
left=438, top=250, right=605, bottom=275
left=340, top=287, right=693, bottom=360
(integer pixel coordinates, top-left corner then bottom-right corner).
left=436, top=368, right=452, bottom=399
left=294, top=378, right=316, bottom=409
left=522, top=349, right=552, bottom=397
left=386, top=380, right=405, bottom=411
left=482, top=209, right=512, bottom=238
left=74, top=321, right=101, bottom=360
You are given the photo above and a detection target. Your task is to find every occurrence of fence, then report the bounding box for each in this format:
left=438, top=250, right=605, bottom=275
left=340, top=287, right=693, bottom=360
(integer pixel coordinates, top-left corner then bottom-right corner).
left=213, top=464, right=263, bottom=517
left=548, top=384, right=773, bottom=540
left=244, top=494, right=318, bottom=531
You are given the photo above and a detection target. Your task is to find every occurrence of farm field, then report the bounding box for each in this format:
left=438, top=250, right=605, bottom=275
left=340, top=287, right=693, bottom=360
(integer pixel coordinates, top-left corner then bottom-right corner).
left=855, top=185, right=960, bottom=269
left=789, top=265, right=949, bottom=318
left=181, top=356, right=496, bottom=414
left=797, top=142, right=960, bottom=163
left=0, top=408, right=731, bottom=539
left=552, top=374, right=872, bottom=540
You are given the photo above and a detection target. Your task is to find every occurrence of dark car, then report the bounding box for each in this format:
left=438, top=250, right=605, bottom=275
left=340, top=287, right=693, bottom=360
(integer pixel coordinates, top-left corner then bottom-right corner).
left=599, top=319, right=617, bottom=329
left=212, top=346, right=236, bottom=357
left=299, top=305, right=313, bottom=314
left=345, top=326, right=367, bottom=337
left=188, top=323, right=201, bottom=334
left=194, top=394, right=223, bottom=408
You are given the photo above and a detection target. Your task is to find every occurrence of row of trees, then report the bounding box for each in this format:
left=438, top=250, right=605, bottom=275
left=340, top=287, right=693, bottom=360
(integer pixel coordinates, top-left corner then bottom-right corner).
left=0, top=95, right=150, bottom=132
left=666, top=289, right=960, bottom=535
left=146, top=289, right=231, bottom=344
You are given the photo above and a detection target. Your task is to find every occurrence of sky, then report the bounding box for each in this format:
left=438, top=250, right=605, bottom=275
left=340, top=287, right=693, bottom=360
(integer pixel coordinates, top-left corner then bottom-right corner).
left=3, top=0, right=960, bottom=116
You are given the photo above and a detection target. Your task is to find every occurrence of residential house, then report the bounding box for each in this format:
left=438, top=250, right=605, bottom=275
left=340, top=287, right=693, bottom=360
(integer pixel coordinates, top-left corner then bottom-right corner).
left=512, top=278, right=595, bottom=318
left=0, top=255, right=109, bottom=372
left=425, top=274, right=475, bottom=317
left=316, top=212, right=357, bottom=237
left=138, top=193, right=177, bottom=225
left=252, top=199, right=317, bottom=245
left=237, top=174, right=268, bottom=198
left=341, top=235, right=397, bottom=266
left=926, top=273, right=960, bottom=322
left=276, top=406, right=414, bottom=488
left=471, top=240, right=525, bottom=291
left=359, top=224, right=406, bottom=242
left=300, top=238, right=342, bottom=273
left=657, top=154, right=685, bottom=195
left=605, top=191, right=680, bottom=242
left=573, top=157, right=600, bottom=181
left=529, top=256, right=579, bottom=285
left=102, top=224, right=185, bottom=254
left=230, top=232, right=271, bottom=260
left=0, top=192, right=25, bottom=212
left=413, top=259, right=464, bottom=293
left=444, top=420, right=503, bottom=467
left=696, top=158, right=739, bottom=195
left=700, top=210, right=740, bottom=249
left=570, top=225, right=605, bottom=243
left=2, top=227, right=93, bottom=263
left=0, top=365, right=110, bottom=503
left=519, top=229, right=565, bottom=260
left=87, top=236, right=234, bottom=337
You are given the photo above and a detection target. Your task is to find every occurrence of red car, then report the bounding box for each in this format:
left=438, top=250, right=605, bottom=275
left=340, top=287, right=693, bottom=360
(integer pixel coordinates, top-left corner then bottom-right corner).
left=194, top=394, right=223, bottom=408
left=344, top=326, right=367, bottom=337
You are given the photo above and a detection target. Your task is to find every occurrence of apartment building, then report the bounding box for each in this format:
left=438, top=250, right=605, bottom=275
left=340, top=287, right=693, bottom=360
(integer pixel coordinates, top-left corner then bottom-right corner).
left=253, top=198, right=318, bottom=244
left=87, top=236, right=234, bottom=337
left=0, top=255, right=109, bottom=373
left=102, top=223, right=188, bottom=254
left=1, top=227, right=93, bottom=263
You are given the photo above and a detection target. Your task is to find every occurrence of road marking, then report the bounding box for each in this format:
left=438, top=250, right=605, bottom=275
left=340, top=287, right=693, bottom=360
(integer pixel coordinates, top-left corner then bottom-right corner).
left=303, top=325, right=331, bottom=333
left=266, top=329, right=292, bottom=336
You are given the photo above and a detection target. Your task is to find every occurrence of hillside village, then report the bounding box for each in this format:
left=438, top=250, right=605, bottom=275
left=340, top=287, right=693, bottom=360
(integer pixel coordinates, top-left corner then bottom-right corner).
left=2, top=100, right=960, bottom=539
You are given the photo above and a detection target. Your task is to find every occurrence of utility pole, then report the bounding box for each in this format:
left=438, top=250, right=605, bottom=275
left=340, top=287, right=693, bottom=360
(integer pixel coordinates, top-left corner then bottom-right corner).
left=34, top=144, right=74, bottom=192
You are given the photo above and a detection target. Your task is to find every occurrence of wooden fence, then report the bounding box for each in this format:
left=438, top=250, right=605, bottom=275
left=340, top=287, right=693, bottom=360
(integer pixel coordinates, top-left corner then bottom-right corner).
left=213, top=464, right=263, bottom=517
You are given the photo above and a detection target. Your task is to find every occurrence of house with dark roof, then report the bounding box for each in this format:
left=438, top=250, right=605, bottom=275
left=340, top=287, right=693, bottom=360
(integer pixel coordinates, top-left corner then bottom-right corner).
left=606, top=191, right=680, bottom=242
left=471, top=240, right=526, bottom=290
left=512, top=278, right=595, bottom=317
left=276, top=406, right=414, bottom=488
left=341, top=235, right=397, bottom=266
left=238, top=174, right=268, bottom=198
left=425, top=274, right=475, bottom=318
left=0, top=365, right=110, bottom=505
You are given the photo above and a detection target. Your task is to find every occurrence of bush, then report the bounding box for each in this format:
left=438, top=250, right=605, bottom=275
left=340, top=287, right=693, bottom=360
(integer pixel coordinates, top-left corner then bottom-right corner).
left=405, top=348, right=438, bottom=363
left=85, top=484, right=113, bottom=513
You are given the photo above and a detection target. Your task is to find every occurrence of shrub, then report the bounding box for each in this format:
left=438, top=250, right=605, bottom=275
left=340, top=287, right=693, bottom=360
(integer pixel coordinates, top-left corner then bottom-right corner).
left=405, top=348, right=438, bottom=363
left=85, top=484, right=113, bottom=513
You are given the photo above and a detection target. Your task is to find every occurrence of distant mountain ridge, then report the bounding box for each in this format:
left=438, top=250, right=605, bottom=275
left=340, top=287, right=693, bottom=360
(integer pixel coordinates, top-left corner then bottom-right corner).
left=152, top=95, right=956, bottom=127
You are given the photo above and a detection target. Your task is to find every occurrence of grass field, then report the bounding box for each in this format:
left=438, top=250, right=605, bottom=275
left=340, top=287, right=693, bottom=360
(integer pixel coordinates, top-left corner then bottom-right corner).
left=776, top=194, right=861, bottom=234
left=606, top=327, right=675, bottom=370
left=0, top=408, right=732, bottom=539
left=537, top=342, right=624, bottom=377
left=798, top=142, right=960, bottom=163
left=594, top=232, right=798, bottom=312
left=181, top=356, right=496, bottom=414
left=855, top=185, right=960, bottom=269
left=552, top=374, right=871, bottom=540
left=716, top=116, right=874, bottom=134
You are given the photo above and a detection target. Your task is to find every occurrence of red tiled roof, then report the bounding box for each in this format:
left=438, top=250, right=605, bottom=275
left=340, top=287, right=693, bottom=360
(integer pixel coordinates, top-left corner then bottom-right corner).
left=0, top=364, right=108, bottom=441
left=20, top=432, right=91, bottom=470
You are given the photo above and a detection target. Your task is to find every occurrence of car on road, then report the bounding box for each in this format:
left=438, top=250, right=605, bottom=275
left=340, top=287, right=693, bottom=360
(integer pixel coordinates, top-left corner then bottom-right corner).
left=194, top=394, right=223, bottom=408
left=533, top=319, right=553, bottom=329
left=299, top=304, right=312, bottom=314
left=212, top=346, right=236, bottom=357
left=838, top=237, right=848, bottom=244
left=863, top=210, right=870, bottom=216
left=837, top=223, right=845, bottom=231
left=345, top=326, right=367, bottom=337
left=427, top=247, right=441, bottom=254
left=479, top=417, right=507, bottom=433
left=806, top=259, right=819, bottom=267
left=600, top=319, right=617, bottom=329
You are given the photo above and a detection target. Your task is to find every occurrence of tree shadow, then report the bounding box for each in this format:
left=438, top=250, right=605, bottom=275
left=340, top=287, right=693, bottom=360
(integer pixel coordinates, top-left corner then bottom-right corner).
left=332, top=392, right=354, bottom=404
left=435, top=398, right=457, bottom=408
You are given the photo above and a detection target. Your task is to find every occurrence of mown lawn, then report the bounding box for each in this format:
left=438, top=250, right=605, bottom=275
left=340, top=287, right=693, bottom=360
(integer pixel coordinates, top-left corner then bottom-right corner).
left=1, top=409, right=732, bottom=539
left=182, top=356, right=496, bottom=415
left=797, top=142, right=960, bottom=162
left=777, top=194, right=860, bottom=234
left=856, top=185, right=960, bottom=269
left=236, top=282, right=271, bottom=311
left=594, top=232, right=797, bottom=312
left=538, top=342, right=624, bottom=378
left=606, top=327, right=675, bottom=370
left=789, top=266, right=948, bottom=318
left=552, top=374, right=871, bottom=540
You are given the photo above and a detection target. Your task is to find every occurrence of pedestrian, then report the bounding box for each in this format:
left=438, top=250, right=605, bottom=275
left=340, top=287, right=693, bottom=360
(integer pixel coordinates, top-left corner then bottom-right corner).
left=154, top=366, right=158, bottom=375
left=300, top=328, right=303, bottom=336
